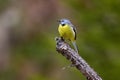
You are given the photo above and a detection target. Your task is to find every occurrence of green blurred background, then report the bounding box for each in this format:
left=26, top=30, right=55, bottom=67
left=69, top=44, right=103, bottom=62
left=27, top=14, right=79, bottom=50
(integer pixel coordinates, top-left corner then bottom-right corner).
left=0, top=0, right=120, bottom=80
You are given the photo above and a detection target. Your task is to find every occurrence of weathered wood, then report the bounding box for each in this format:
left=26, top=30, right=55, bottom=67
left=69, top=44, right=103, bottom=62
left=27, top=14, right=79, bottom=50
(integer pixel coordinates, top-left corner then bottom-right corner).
left=55, top=37, right=102, bottom=80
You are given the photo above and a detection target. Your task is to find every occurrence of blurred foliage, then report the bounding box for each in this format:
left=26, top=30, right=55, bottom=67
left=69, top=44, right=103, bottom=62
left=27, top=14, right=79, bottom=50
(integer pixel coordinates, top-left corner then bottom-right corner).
left=0, top=0, right=120, bottom=80
left=0, top=0, right=9, bottom=12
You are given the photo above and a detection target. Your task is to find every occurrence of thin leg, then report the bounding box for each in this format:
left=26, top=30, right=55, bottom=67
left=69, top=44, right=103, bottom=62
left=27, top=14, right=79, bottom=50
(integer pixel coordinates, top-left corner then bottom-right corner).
left=61, top=37, right=64, bottom=41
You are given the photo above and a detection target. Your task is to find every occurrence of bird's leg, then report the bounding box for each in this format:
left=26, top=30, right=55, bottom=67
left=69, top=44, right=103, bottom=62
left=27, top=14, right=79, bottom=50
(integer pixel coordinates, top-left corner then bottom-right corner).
left=61, top=37, right=64, bottom=41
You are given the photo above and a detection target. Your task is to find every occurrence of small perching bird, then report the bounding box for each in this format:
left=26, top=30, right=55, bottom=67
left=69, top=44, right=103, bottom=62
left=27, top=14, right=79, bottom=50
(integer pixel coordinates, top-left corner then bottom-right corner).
left=58, top=19, right=78, bottom=54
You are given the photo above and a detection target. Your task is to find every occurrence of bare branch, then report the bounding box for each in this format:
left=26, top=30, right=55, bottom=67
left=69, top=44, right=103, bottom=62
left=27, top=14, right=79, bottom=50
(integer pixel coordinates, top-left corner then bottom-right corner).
left=55, top=37, right=102, bottom=80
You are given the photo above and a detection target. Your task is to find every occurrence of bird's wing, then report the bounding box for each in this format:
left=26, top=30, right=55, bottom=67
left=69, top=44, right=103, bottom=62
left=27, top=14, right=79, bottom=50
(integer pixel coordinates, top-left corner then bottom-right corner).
left=70, top=24, right=77, bottom=40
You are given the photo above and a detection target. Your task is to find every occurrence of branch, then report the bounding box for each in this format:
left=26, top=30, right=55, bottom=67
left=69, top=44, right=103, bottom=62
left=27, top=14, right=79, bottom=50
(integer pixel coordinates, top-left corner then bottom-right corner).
left=55, top=37, right=102, bottom=80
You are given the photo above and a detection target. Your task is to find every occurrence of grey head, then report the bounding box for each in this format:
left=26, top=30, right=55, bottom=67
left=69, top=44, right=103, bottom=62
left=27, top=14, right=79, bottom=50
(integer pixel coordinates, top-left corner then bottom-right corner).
left=59, top=19, right=72, bottom=26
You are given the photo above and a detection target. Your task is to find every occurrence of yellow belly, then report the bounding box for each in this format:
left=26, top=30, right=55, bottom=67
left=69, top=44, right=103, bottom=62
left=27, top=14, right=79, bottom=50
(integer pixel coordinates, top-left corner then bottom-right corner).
left=58, top=24, right=75, bottom=41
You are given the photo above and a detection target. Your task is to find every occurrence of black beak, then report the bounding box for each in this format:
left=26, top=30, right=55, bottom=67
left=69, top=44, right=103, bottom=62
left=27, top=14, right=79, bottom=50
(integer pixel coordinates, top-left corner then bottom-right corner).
left=57, top=19, right=61, bottom=23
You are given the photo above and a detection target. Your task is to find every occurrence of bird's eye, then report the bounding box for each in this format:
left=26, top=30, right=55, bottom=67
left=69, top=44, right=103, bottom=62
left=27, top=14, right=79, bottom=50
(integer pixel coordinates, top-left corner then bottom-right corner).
left=61, top=24, right=65, bottom=26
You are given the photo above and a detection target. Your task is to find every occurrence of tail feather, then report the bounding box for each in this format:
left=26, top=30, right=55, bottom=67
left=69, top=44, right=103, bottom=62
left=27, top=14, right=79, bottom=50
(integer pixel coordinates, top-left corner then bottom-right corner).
left=72, top=41, right=78, bottom=54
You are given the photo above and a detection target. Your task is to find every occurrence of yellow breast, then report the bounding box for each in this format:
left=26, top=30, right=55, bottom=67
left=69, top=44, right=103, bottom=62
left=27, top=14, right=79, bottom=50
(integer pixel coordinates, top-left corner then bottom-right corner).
left=58, top=24, right=75, bottom=41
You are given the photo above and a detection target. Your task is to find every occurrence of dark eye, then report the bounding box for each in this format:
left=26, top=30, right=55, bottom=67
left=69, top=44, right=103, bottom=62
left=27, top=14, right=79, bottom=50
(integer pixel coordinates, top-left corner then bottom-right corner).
left=61, top=24, right=65, bottom=26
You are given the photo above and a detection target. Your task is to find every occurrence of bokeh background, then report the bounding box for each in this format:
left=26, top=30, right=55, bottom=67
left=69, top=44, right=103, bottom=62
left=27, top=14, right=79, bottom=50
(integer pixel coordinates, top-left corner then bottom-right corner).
left=0, top=0, right=120, bottom=80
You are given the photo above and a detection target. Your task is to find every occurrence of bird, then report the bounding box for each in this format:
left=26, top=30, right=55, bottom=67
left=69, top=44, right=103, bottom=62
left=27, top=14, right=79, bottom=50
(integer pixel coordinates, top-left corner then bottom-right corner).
left=58, top=19, right=78, bottom=54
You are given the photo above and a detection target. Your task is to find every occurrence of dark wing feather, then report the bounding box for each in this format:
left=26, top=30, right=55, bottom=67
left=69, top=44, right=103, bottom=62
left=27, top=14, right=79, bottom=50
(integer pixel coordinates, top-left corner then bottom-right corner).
left=68, top=21, right=77, bottom=40
left=70, top=24, right=77, bottom=40
left=73, top=26, right=77, bottom=40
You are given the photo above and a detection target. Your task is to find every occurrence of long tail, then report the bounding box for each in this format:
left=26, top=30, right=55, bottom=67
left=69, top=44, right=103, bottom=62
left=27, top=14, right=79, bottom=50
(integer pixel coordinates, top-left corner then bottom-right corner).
left=72, top=41, right=79, bottom=54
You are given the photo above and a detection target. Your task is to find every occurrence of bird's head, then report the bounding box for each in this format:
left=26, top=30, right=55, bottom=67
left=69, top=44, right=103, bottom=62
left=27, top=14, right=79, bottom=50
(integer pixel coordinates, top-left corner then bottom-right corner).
left=58, top=19, right=71, bottom=27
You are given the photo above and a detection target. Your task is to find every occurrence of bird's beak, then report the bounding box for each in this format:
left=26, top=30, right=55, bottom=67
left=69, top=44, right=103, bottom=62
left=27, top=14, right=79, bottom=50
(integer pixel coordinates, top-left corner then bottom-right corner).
left=57, top=20, right=61, bottom=23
